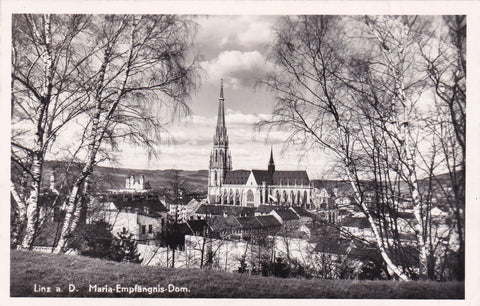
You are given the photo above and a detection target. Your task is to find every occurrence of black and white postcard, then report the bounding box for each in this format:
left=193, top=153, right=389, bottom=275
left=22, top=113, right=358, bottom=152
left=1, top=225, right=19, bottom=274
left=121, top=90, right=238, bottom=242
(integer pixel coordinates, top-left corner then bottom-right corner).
left=2, top=0, right=479, bottom=304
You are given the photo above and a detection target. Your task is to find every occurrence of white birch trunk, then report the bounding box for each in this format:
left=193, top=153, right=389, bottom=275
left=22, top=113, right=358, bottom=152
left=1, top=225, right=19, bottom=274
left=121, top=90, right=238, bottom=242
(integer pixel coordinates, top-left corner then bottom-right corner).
left=397, top=81, right=429, bottom=279
left=21, top=14, right=53, bottom=249
left=21, top=158, right=42, bottom=249
left=345, top=166, right=410, bottom=281
left=54, top=16, right=137, bottom=254
left=365, top=17, right=429, bottom=279
left=11, top=181, right=27, bottom=248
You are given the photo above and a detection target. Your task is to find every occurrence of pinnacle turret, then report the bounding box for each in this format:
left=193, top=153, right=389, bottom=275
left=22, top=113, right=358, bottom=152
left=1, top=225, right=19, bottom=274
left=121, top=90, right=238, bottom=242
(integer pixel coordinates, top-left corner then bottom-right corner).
left=268, top=146, right=275, bottom=173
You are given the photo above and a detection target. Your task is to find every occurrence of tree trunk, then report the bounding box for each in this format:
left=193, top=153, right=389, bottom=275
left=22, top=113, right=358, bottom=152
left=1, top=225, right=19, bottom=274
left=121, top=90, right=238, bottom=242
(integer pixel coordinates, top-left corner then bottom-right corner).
left=10, top=181, right=27, bottom=248
left=21, top=155, right=42, bottom=249
left=345, top=166, right=410, bottom=281
left=21, top=14, right=54, bottom=250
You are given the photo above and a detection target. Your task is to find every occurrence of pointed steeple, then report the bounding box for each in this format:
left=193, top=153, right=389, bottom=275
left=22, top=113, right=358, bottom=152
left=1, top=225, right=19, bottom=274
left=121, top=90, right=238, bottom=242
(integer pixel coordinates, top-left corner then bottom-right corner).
left=209, top=79, right=232, bottom=202
left=216, top=79, right=226, bottom=130
left=268, top=146, right=275, bottom=173
left=219, top=78, right=224, bottom=100
left=215, top=79, right=228, bottom=144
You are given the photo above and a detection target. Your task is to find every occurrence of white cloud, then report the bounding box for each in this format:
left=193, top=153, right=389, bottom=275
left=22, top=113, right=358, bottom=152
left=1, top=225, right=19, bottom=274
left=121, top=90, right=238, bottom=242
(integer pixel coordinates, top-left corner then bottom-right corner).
left=196, top=16, right=276, bottom=56
left=201, top=50, right=274, bottom=89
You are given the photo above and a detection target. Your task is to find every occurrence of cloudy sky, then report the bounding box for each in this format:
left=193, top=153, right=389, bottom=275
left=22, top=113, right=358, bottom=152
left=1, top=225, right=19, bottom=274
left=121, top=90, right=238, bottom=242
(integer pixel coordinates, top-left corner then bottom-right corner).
left=109, top=15, right=333, bottom=178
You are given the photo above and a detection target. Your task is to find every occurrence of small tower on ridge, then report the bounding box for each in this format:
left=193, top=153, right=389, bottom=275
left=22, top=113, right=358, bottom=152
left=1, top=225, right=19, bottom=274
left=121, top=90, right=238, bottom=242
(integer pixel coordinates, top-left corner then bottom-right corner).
left=268, top=146, right=275, bottom=174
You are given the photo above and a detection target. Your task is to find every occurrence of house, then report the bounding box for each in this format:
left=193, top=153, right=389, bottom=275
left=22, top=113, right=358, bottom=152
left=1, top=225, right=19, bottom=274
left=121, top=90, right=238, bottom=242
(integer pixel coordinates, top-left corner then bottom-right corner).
left=204, top=214, right=282, bottom=241
left=269, top=209, right=300, bottom=227
left=91, top=193, right=168, bottom=243
left=255, top=205, right=313, bottom=225
left=194, top=204, right=256, bottom=219
left=340, top=216, right=374, bottom=241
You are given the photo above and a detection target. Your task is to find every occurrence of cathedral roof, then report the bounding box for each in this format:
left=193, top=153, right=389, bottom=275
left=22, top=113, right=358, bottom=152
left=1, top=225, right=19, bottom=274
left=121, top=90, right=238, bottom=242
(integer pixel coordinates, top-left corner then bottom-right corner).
left=251, top=170, right=273, bottom=185
left=273, top=171, right=310, bottom=185
left=224, top=170, right=251, bottom=184
left=223, top=169, right=310, bottom=186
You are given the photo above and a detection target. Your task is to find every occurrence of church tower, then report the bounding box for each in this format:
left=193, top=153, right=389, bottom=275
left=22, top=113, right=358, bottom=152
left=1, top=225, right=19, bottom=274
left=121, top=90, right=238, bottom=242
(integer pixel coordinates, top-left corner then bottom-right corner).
left=208, top=79, right=232, bottom=203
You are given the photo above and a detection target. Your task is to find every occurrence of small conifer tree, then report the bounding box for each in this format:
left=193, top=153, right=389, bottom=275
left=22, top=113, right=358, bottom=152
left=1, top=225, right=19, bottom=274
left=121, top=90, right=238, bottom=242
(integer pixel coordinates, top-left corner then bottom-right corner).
left=116, top=229, right=142, bottom=264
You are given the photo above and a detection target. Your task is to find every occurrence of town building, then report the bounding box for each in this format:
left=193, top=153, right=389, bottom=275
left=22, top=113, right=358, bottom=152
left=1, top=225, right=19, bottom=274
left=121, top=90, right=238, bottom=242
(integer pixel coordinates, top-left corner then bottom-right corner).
left=207, top=80, right=314, bottom=208
left=90, top=175, right=168, bottom=243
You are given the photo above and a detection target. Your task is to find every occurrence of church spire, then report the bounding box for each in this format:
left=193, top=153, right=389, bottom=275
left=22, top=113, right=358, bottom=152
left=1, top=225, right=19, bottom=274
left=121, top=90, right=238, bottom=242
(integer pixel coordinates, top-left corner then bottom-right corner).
left=216, top=79, right=226, bottom=130
left=209, top=79, right=232, bottom=203
left=268, top=146, right=275, bottom=173
left=220, top=78, right=224, bottom=99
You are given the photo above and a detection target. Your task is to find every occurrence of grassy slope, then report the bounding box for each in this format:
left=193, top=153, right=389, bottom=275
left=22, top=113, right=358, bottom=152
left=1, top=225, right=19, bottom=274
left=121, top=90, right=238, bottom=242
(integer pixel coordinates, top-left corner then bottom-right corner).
left=11, top=250, right=464, bottom=298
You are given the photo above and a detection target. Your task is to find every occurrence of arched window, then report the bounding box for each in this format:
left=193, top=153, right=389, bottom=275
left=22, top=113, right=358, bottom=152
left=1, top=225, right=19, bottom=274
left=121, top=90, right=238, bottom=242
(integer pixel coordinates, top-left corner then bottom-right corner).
left=246, top=190, right=254, bottom=203
left=213, top=171, right=217, bottom=185
left=235, top=190, right=240, bottom=205
left=275, top=190, right=280, bottom=204
left=215, top=150, right=218, bottom=162
left=290, top=190, right=295, bottom=206
left=282, top=190, right=287, bottom=205
left=303, top=190, right=308, bottom=205
left=222, top=190, right=228, bottom=204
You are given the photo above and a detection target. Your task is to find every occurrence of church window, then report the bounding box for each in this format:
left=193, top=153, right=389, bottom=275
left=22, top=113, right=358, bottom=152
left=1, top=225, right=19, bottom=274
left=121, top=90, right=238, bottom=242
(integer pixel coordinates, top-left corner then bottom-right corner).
left=149, top=224, right=153, bottom=234
left=246, top=190, right=254, bottom=202
left=235, top=190, right=240, bottom=205
left=141, top=225, right=146, bottom=234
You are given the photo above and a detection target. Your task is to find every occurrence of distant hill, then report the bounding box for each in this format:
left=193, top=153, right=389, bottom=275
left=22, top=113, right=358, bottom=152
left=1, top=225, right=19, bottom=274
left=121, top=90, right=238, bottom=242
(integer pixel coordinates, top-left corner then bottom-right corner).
left=312, top=171, right=460, bottom=196
left=40, top=160, right=209, bottom=194
left=23, top=160, right=459, bottom=197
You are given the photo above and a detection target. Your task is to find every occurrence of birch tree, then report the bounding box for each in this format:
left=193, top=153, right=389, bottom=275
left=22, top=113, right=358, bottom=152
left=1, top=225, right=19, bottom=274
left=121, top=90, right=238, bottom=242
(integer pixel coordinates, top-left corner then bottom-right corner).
left=11, top=14, right=93, bottom=249
left=259, top=15, right=456, bottom=280
left=421, top=15, right=465, bottom=280
left=54, top=14, right=198, bottom=253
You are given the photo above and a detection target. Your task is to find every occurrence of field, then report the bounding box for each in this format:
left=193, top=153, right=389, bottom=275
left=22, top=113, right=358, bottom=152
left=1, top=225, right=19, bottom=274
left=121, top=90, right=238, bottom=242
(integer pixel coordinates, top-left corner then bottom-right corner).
left=10, top=250, right=464, bottom=298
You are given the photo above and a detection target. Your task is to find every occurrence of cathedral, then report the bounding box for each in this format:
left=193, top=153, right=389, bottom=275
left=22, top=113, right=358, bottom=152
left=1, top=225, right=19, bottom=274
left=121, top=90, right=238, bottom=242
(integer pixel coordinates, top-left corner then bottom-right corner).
left=207, top=80, right=314, bottom=208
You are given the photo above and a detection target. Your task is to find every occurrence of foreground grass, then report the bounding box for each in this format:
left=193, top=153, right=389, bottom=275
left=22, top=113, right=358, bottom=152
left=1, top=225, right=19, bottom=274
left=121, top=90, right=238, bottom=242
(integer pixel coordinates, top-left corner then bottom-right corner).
left=11, top=250, right=463, bottom=298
